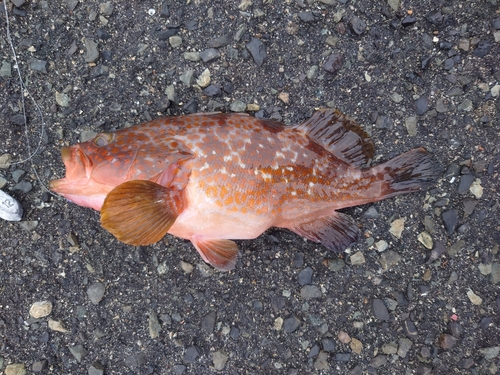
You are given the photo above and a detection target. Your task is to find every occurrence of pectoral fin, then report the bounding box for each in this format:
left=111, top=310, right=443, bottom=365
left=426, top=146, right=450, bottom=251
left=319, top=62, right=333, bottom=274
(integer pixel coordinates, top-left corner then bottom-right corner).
left=288, top=211, right=360, bottom=252
left=191, top=236, right=239, bottom=271
left=100, top=180, right=184, bottom=246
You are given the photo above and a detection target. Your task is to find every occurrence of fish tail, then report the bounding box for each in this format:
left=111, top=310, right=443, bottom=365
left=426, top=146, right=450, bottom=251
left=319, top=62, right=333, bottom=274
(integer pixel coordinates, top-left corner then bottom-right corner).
left=372, top=148, right=441, bottom=200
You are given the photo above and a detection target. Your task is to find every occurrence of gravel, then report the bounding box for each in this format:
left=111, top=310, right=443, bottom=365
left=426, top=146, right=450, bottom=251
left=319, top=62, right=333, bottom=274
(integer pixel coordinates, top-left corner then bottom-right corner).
left=1, top=1, right=499, bottom=374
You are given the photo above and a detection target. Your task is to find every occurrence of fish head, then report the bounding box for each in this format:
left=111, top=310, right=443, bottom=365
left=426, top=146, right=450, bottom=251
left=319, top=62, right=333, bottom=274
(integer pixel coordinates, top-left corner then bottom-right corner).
left=50, top=131, right=138, bottom=210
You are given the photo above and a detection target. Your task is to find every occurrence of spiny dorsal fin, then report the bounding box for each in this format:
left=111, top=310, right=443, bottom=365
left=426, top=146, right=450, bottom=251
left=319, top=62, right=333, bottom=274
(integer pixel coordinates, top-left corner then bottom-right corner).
left=100, top=180, right=184, bottom=246
left=191, top=236, right=239, bottom=271
left=294, top=109, right=374, bottom=167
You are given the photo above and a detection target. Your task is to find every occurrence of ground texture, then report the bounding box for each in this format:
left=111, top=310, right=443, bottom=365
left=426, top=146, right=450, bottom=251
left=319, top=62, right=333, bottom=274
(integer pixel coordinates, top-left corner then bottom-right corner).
left=1, top=0, right=499, bottom=374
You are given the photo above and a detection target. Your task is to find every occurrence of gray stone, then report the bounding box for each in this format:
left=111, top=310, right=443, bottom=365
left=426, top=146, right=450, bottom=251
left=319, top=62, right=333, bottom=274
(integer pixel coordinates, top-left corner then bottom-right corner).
left=201, top=311, right=216, bottom=332
left=322, top=53, right=343, bottom=74
left=350, top=252, right=365, bottom=265
left=390, top=92, right=403, bottom=103
left=230, top=100, right=246, bottom=112
left=415, top=95, right=429, bottom=115
left=87, top=282, right=105, bottom=305
left=373, top=298, right=390, bottom=321
left=284, top=315, right=301, bottom=333
left=0, top=61, right=11, bottom=77
left=55, top=91, right=70, bottom=107
left=99, top=2, right=113, bottom=16
left=404, top=116, right=417, bottom=136
left=387, top=0, right=400, bottom=11
left=212, top=350, right=228, bottom=371
left=246, top=37, right=267, bottom=66
left=300, top=285, right=322, bottom=299
left=29, top=59, right=47, bottom=73
left=180, top=70, right=194, bottom=87
left=379, top=250, right=401, bottom=271
left=298, top=267, right=313, bottom=285
left=88, top=362, right=105, bottom=375
left=458, top=98, right=473, bottom=111
left=314, top=351, right=330, bottom=370
left=169, top=36, right=182, bottom=48
left=183, top=346, right=199, bottom=363
left=83, top=38, right=99, bottom=63
left=200, top=48, right=220, bottom=63
left=491, top=263, right=500, bottom=284
left=183, top=52, right=200, bottom=62
left=442, top=209, right=458, bottom=235
left=68, top=344, right=88, bottom=363
left=149, top=311, right=161, bottom=338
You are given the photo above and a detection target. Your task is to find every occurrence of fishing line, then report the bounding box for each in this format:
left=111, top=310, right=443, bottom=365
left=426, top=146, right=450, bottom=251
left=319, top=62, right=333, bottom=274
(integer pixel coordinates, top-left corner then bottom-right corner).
left=2, top=0, right=52, bottom=194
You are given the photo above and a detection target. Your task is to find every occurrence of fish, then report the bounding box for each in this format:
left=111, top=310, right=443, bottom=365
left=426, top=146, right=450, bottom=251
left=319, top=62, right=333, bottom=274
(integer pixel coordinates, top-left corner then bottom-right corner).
left=50, top=109, right=440, bottom=271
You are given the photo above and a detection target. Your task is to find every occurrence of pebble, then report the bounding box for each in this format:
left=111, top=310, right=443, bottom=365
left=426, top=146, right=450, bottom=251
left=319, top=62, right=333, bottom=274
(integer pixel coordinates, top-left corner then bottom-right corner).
left=0, top=189, right=23, bottom=221
left=196, top=68, right=211, bottom=88
left=179, top=70, right=194, bottom=87
left=12, top=181, right=32, bottom=194
left=441, top=209, right=458, bottom=234
left=404, top=116, right=417, bottom=136
left=478, top=263, right=491, bottom=276
left=426, top=241, right=446, bottom=264
left=322, top=53, right=343, bottom=74
left=381, top=342, right=398, bottom=354
left=4, top=364, right=26, bottom=375
left=300, top=285, right=322, bottom=299
left=246, top=103, right=260, bottom=112
left=469, top=179, right=483, bottom=199
left=199, top=48, right=220, bottom=63
left=48, top=319, right=68, bottom=332
left=201, top=311, right=216, bottom=332
left=274, top=317, right=283, bottom=330
left=314, top=351, right=329, bottom=370
left=415, top=95, right=429, bottom=115
left=29, top=301, right=53, bottom=318
left=370, top=355, right=387, bottom=368
left=467, top=289, right=482, bottom=305
left=375, top=240, right=388, bottom=252
left=184, top=346, right=199, bottom=363
left=491, top=84, right=500, bottom=98
left=338, top=331, right=351, bottom=344
left=417, top=231, right=433, bottom=249
left=404, top=319, right=418, bottom=338
left=387, top=0, right=400, bottom=11
left=473, top=39, right=494, bottom=57
left=246, top=37, right=267, bottom=66
left=208, top=35, right=230, bottom=48
left=373, top=298, right=390, bottom=321
left=165, top=84, right=177, bottom=103
left=203, top=84, right=221, bottom=96
left=379, top=250, right=402, bottom=271
left=350, top=338, right=362, bottom=354
left=322, top=338, right=336, bottom=352
left=439, top=333, right=457, bottom=349
left=298, top=267, right=313, bottom=285
left=364, top=206, right=379, bottom=218
left=87, top=282, right=105, bottom=305
left=283, top=315, right=301, bottom=333
left=479, top=346, right=500, bottom=360
left=29, top=59, right=48, bottom=73
left=230, top=100, right=246, bottom=112
left=491, top=263, right=500, bottom=284
left=83, top=38, right=99, bottom=63
left=350, top=16, right=366, bottom=35
left=398, top=337, right=412, bottom=358
left=298, top=11, right=315, bottom=23
left=389, top=217, right=405, bottom=239
left=169, top=36, right=182, bottom=48
left=99, top=2, right=113, bottom=16
left=307, top=65, right=318, bottom=79
left=350, top=251, right=365, bottom=265
left=458, top=174, right=474, bottom=194
left=212, top=350, right=228, bottom=371
left=32, top=360, right=47, bottom=372
left=458, top=98, right=473, bottom=111
left=180, top=260, right=194, bottom=273
left=0, top=61, right=12, bottom=77
left=55, top=91, right=70, bottom=107
left=390, top=92, right=403, bottom=103
left=88, top=362, right=105, bottom=375
left=335, top=353, right=351, bottom=362
left=20, top=220, right=38, bottom=231
left=68, top=344, right=88, bottom=363
left=183, top=52, right=200, bottom=62
left=149, top=311, right=161, bottom=338
left=401, top=15, right=417, bottom=27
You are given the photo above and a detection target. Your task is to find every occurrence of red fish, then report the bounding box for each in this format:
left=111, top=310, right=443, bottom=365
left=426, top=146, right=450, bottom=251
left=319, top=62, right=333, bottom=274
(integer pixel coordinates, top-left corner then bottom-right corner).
left=50, top=110, right=439, bottom=270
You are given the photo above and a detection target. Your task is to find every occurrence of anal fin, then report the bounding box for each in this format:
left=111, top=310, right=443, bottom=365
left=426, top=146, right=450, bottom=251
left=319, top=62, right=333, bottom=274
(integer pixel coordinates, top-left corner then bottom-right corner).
left=100, top=180, right=184, bottom=246
left=191, top=236, right=238, bottom=271
left=288, top=211, right=360, bottom=252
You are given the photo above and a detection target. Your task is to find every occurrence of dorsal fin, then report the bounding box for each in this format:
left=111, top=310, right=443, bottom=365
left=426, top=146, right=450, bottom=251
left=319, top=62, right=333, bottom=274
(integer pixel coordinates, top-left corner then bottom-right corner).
left=293, top=109, right=374, bottom=167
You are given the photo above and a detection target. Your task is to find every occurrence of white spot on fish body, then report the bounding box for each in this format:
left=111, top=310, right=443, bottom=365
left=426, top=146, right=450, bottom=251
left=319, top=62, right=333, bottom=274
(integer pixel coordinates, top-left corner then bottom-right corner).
left=275, top=151, right=285, bottom=159
left=199, top=162, right=210, bottom=172
left=223, top=155, right=232, bottom=162
left=291, top=191, right=297, bottom=196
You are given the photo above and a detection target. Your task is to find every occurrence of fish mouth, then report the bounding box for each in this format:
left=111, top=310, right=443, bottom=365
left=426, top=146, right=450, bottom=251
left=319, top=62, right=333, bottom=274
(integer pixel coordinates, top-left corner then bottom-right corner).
left=50, top=146, right=92, bottom=194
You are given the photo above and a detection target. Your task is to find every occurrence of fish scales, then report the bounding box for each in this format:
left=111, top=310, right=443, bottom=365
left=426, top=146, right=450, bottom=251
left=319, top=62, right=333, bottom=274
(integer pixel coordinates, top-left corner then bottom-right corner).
left=50, top=110, right=440, bottom=271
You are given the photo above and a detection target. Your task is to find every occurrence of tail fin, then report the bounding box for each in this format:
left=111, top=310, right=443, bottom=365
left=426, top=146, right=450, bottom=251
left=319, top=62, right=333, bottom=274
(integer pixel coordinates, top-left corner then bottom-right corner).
left=372, top=148, right=441, bottom=200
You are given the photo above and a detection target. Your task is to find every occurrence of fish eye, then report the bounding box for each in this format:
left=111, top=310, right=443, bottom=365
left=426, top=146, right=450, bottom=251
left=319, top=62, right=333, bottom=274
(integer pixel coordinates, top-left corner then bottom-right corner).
left=94, top=133, right=114, bottom=147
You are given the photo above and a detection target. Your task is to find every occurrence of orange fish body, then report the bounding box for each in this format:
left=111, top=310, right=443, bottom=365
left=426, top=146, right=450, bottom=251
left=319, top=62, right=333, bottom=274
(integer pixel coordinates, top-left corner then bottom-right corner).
left=50, top=110, right=439, bottom=270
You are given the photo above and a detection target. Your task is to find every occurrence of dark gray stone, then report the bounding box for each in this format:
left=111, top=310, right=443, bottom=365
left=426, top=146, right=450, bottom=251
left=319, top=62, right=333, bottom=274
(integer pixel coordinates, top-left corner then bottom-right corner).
left=246, top=38, right=267, bottom=66
left=322, top=53, right=343, bottom=74
left=415, top=95, right=429, bottom=115
left=284, top=315, right=301, bottom=333
left=373, top=298, right=390, bottom=320
left=298, top=267, right=313, bottom=285
left=442, top=209, right=459, bottom=235
left=199, top=48, right=220, bottom=63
